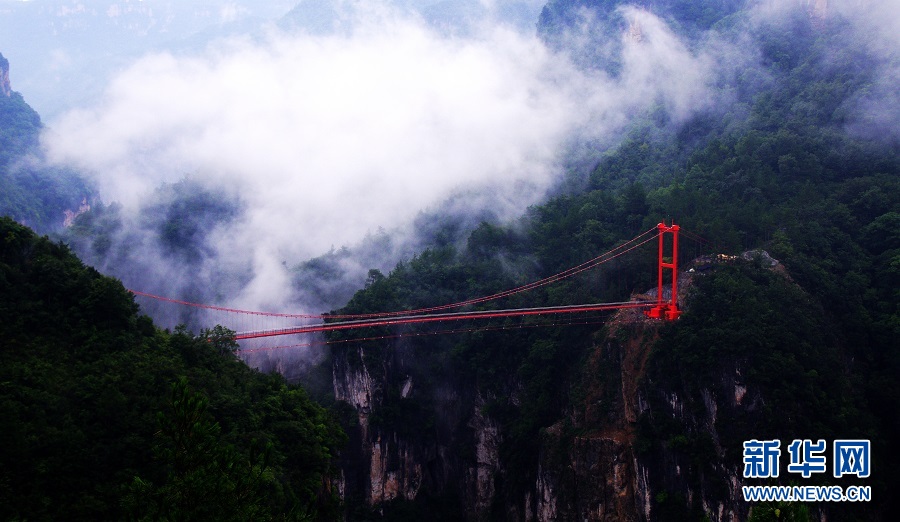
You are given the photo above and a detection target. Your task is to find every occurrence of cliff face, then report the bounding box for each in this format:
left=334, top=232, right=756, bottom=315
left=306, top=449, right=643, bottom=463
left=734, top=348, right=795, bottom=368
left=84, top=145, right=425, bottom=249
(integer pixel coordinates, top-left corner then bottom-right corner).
left=463, top=390, right=502, bottom=519
left=332, top=338, right=520, bottom=520
left=329, top=309, right=703, bottom=520
left=529, top=311, right=656, bottom=522
left=329, top=256, right=877, bottom=520
left=532, top=313, right=749, bottom=521
left=328, top=297, right=682, bottom=520
left=327, top=281, right=712, bottom=520
left=332, top=342, right=476, bottom=517
left=333, top=347, right=427, bottom=507
left=519, top=257, right=877, bottom=521
left=1, top=53, right=11, bottom=97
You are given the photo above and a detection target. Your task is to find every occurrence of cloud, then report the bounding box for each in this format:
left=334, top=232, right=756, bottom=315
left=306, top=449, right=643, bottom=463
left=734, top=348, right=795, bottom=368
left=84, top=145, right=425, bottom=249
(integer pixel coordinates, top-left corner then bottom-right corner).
left=43, top=2, right=715, bottom=315
left=219, top=3, right=250, bottom=24
left=617, top=6, right=713, bottom=121
left=746, top=0, right=900, bottom=144
left=831, top=0, right=900, bottom=144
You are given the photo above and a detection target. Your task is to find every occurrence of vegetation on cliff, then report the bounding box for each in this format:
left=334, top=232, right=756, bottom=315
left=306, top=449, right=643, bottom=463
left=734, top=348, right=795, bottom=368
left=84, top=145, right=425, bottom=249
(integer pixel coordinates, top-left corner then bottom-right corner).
left=324, top=3, right=898, bottom=518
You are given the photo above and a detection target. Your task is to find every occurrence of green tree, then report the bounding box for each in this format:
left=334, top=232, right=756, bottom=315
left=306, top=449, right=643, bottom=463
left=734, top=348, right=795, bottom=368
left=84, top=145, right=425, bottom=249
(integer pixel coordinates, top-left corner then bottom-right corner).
left=125, top=378, right=275, bottom=521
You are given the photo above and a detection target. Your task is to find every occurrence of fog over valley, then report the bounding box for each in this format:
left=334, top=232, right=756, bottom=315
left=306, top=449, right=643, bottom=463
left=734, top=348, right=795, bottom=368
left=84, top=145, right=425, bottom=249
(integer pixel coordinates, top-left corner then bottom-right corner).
left=26, top=1, right=720, bottom=321
left=2, top=0, right=896, bottom=339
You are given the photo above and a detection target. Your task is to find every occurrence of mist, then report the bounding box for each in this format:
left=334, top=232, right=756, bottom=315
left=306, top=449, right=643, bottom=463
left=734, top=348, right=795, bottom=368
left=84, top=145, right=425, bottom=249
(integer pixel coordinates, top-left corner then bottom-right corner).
left=744, top=0, right=900, bottom=146
left=26, top=0, right=895, bottom=379
left=43, top=2, right=716, bottom=322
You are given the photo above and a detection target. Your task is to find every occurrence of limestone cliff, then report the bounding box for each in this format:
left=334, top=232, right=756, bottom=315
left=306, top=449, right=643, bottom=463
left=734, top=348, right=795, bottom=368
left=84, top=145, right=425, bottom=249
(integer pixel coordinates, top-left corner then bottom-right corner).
left=332, top=342, right=472, bottom=517
left=1, top=53, right=11, bottom=97
left=328, top=253, right=879, bottom=520
left=531, top=311, right=748, bottom=521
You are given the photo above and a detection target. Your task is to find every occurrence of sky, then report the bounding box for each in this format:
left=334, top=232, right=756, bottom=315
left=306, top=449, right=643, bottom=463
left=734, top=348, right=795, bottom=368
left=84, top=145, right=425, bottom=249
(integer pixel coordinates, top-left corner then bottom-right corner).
left=0, top=0, right=545, bottom=117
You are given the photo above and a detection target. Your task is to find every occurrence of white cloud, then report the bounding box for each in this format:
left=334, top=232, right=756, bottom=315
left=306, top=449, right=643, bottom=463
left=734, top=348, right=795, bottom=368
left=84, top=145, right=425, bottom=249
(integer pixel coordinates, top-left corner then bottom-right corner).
left=43, top=3, right=714, bottom=313
left=219, top=3, right=249, bottom=23
left=746, top=0, right=900, bottom=143
left=617, top=6, right=713, bottom=120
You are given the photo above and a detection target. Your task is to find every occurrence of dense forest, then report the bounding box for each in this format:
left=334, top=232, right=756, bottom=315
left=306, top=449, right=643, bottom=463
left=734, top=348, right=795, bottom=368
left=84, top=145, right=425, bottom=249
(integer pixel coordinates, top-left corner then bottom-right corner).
left=0, top=0, right=898, bottom=520
left=0, top=217, right=345, bottom=520
left=321, top=2, right=898, bottom=520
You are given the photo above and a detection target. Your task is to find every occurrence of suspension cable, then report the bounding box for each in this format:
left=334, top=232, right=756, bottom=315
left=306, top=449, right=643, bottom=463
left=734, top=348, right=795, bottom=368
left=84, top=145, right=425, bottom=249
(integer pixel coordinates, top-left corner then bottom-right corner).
left=130, top=225, right=660, bottom=320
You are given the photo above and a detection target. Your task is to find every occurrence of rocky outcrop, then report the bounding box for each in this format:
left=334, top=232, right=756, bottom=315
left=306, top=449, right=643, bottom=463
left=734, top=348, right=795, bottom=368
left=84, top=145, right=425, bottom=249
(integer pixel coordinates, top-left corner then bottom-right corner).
left=528, top=315, right=653, bottom=521
left=527, top=314, right=751, bottom=521
left=1, top=53, right=11, bottom=97
left=464, top=391, right=501, bottom=520
left=333, top=347, right=375, bottom=433
left=63, top=198, right=91, bottom=227
left=534, top=427, right=641, bottom=521
left=332, top=342, right=477, bottom=512
left=369, top=435, right=423, bottom=503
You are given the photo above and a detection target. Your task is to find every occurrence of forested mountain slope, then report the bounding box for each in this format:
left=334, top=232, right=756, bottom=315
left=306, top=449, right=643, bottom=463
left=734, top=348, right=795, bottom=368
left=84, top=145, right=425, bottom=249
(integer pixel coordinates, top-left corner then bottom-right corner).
left=0, top=217, right=345, bottom=520
left=0, top=0, right=896, bottom=520
left=323, top=2, right=898, bottom=520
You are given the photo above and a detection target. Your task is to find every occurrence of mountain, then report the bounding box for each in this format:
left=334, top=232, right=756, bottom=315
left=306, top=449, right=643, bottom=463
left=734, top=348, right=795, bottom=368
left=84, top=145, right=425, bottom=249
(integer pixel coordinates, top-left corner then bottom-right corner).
left=318, top=1, right=899, bottom=520
left=0, top=52, right=10, bottom=96
left=0, top=216, right=345, bottom=520
left=0, top=0, right=897, bottom=520
left=0, top=52, right=90, bottom=232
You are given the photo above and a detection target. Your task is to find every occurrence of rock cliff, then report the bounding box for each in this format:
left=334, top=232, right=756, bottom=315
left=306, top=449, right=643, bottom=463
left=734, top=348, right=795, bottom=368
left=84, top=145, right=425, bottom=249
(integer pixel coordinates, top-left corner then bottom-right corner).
left=1, top=53, right=11, bottom=97
left=332, top=342, right=473, bottom=518
left=532, top=312, right=748, bottom=521
left=328, top=255, right=878, bottom=520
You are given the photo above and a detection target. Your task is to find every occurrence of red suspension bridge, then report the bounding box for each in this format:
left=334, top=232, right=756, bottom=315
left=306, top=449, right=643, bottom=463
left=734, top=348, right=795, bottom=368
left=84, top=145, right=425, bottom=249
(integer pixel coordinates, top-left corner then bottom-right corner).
left=130, top=222, right=706, bottom=347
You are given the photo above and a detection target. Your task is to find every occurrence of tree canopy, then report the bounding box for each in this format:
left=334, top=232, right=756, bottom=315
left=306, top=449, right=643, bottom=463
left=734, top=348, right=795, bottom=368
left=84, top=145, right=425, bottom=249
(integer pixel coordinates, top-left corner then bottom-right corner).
left=0, top=217, right=345, bottom=520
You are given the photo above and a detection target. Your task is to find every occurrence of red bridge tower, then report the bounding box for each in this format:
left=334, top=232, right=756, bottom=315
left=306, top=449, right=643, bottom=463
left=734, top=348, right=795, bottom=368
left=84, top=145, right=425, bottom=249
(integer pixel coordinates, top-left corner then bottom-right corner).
left=646, top=221, right=682, bottom=321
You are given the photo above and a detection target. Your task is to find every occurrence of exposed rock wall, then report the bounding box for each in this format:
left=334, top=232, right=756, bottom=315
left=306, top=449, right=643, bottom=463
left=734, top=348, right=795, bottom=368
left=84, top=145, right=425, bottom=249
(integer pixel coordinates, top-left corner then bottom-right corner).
left=328, top=301, right=741, bottom=520
left=463, top=391, right=502, bottom=520
left=328, top=258, right=854, bottom=520
left=534, top=429, right=641, bottom=521
left=527, top=315, right=651, bottom=522
left=368, top=435, right=423, bottom=503
left=1, top=53, right=11, bottom=97
left=332, top=342, right=481, bottom=513
left=525, top=315, right=750, bottom=521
